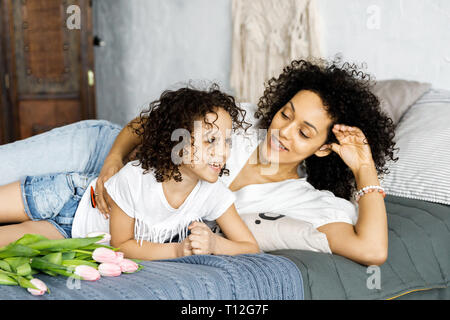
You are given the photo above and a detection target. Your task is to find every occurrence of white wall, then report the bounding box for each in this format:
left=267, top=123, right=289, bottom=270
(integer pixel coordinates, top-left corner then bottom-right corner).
left=93, top=0, right=450, bottom=125
left=316, top=0, right=450, bottom=89
left=93, top=0, right=232, bottom=126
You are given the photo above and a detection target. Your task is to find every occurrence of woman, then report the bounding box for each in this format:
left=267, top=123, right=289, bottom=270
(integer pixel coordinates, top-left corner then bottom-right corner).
left=0, top=58, right=397, bottom=266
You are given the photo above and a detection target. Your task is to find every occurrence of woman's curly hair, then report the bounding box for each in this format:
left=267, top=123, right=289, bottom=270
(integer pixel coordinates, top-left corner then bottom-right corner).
left=129, top=83, right=250, bottom=183
left=255, top=58, right=399, bottom=201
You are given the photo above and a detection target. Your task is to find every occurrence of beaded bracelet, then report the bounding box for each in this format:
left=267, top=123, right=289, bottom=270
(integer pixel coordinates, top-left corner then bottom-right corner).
left=355, top=185, right=386, bottom=202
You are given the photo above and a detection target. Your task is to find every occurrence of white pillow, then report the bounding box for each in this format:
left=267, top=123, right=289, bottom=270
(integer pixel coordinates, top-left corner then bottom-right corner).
left=240, top=213, right=331, bottom=253
left=380, top=88, right=450, bottom=205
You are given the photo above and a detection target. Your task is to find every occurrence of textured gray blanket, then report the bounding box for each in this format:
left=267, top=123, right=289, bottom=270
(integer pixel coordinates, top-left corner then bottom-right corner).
left=1, top=253, right=304, bottom=300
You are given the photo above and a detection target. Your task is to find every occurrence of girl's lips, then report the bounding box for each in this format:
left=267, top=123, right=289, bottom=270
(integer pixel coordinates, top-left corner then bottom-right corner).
left=270, top=134, right=289, bottom=152
left=208, top=164, right=222, bottom=173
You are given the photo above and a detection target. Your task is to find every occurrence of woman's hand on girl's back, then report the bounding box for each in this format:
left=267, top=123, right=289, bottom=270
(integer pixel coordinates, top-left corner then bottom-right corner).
left=95, top=155, right=124, bottom=218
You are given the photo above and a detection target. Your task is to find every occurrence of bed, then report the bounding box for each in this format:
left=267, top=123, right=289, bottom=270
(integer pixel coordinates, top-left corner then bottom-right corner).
left=1, top=82, right=449, bottom=300
left=2, top=193, right=449, bottom=300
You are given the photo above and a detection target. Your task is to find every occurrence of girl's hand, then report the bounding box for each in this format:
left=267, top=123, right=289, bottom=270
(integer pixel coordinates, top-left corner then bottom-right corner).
left=188, top=221, right=216, bottom=255
left=95, top=155, right=124, bottom=218
left=328, top=124, right=375, bottom=174
left=176, top=237, right=193, bottom=257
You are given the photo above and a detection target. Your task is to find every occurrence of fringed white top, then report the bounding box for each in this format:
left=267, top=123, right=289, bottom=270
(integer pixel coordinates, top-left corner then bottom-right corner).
left=71, top=160, right=236, bottom=244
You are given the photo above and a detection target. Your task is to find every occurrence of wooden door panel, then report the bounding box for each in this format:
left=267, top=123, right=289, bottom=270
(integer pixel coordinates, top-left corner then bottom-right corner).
left=12, top=0, right=81, bottom=96
left=18, top=99, right=82, bottom=138
left=0, top=0, right=95, bottom=144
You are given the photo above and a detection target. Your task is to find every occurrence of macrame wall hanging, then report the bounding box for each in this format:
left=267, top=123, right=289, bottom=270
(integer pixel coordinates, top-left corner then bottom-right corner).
left=230, top=0, right=323, bottom=104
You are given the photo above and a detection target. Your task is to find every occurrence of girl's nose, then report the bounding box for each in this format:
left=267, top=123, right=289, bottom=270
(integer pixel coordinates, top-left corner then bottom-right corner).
left=210, top=140, right=229, bottom=162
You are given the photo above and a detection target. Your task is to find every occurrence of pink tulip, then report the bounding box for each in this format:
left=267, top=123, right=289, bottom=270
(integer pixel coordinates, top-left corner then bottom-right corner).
left=98, top=263, right=122, bottom=277
left=92, top=247, right=123, bottom=264
left=114, top=251, right=124, bottom=264
left=119, top=259, right=139, bottom=273
left=74, top=265, right=101, bottom=281
left=87, top=231, right=111, bottom=244
left=27, top=278, right=48, bottom=295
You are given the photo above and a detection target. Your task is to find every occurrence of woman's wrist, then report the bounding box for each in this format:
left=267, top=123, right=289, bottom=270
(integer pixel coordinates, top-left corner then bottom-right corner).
left=352, top=161, right=375, bottom=176
left=353, top=162, right=380, bottom=190
left=210, top=233, right=220, bottom=255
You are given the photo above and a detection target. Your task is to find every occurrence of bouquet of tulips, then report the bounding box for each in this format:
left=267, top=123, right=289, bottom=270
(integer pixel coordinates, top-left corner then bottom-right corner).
left=0, top=232, right=143, bottom=295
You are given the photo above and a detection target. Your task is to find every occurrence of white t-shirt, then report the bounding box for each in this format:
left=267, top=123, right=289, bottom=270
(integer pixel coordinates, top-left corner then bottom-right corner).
left=71, top=160, right=236, bottom=243
left=219, top=125, right=358, bottom=229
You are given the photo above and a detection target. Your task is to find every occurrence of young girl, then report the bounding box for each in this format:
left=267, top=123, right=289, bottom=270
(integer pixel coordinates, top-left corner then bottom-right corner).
left=0, top=84, right=260, bottom=260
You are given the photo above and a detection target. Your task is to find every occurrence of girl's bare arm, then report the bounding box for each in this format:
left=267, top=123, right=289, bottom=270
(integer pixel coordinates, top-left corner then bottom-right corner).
left=107, top=191, right=189, bottom=260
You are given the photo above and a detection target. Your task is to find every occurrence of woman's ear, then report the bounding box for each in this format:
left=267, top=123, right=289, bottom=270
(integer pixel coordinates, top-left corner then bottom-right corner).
left=314, top=144, right=332, bottom=157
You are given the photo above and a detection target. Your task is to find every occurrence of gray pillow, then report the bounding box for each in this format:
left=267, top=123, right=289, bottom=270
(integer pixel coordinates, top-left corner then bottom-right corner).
left=380, top=88, right=450, bottom=205
left=371, top=79, right=431, bottom=126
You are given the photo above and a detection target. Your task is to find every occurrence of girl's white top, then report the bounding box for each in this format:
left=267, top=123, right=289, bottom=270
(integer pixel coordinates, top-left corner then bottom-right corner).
left=219, top=125, right=358, bottom=229
left=71, top=160, right=236, bottom=243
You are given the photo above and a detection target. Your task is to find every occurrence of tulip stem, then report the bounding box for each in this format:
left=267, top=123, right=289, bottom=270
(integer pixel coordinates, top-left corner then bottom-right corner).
left=72, top=249, right=93, bottom=255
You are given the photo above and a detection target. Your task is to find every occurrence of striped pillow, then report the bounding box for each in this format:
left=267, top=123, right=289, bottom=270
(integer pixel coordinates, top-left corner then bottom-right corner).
left=380, top=88, right=450, bottom=205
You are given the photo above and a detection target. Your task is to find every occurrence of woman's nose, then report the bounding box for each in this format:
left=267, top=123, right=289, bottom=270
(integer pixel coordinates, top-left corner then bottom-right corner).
left=279, top=122, right=296, bottom=140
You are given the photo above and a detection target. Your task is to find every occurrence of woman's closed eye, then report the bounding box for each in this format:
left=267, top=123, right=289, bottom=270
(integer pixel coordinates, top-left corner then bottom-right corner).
left=299, top=130, right=309, bottom=139
left=281, top=112, right=310, bottom=138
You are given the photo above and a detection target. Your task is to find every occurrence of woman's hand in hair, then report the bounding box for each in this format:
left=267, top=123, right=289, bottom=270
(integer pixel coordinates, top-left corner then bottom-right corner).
left=328, top=124, right=375, bottom=174
left=95, top=155, right=124, bottom=218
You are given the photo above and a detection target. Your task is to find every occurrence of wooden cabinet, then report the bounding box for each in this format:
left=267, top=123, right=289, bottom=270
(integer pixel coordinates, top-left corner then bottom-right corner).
left=0, top=0, right=96, bottom=144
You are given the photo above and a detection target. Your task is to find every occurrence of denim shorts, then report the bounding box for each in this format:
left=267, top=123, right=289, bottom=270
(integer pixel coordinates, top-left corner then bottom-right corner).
left=20, top=172, right=97, bottom=238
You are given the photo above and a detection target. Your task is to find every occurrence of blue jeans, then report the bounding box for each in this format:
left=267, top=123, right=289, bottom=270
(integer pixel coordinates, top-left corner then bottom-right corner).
left=0, top=120, right=122, bottom=237
left=0, top=120, right=122, bottom=185
left=20, top=172, right=97, bottom=238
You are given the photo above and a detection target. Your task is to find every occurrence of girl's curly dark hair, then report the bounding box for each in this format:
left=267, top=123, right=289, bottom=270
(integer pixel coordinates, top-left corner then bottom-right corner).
left=255, top=58, right=399, bottom=201
left=129, top=83, right=250, bottom=183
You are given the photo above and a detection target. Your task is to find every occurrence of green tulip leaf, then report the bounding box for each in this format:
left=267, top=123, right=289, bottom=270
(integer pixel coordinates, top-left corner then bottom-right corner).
left=30, top=257, right=68, bottom=272
left=0, top=260, right=12, bottom=272
left=61, top=251, right=76, bottom=260
left=41, top=269, right=58, bottom=277
left=16, top=263, right=32, bottom=276
left=14, top=234, right=48, bottom=246
left=0, top=244, right=40, bottom=258
left=3, top=257, right=30, bottom=272
left=0, top=273, right=18, bottom=286
left=27, top=236, right=103, bottom=251
left=15, top=275, right=39, bottom=290
left=62, top=259, right=98, bottom=269
left=43, top=252, right=62, bottom=265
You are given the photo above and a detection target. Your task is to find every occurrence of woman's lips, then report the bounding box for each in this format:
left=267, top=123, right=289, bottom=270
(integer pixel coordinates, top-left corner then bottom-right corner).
left=270, top=134, right=289, bottom=152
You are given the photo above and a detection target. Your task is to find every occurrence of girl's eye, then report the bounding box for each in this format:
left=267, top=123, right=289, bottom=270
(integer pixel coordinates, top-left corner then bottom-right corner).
left=207, top=136, right=216, bottom=143
left=281, top=111, right=289, bottom=119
